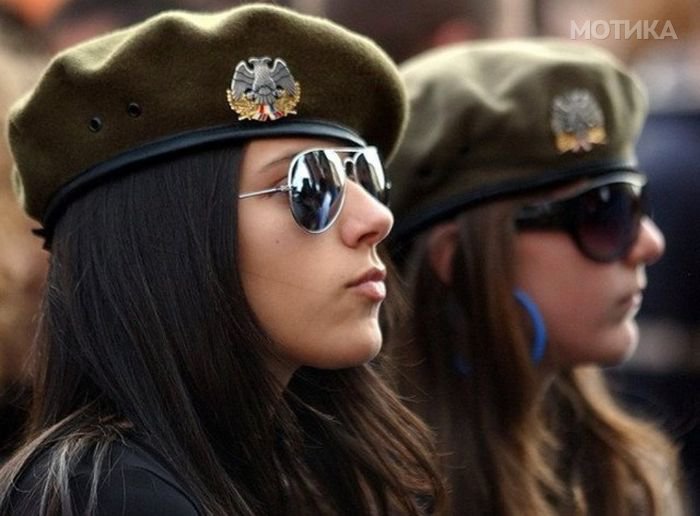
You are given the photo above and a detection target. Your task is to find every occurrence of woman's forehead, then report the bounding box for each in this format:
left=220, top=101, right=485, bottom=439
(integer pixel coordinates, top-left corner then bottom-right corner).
left=241, top=137, right=353, bottom=171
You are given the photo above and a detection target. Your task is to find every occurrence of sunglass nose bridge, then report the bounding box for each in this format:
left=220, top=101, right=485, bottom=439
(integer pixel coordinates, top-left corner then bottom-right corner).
left=343, top=155, right=357, bottom=181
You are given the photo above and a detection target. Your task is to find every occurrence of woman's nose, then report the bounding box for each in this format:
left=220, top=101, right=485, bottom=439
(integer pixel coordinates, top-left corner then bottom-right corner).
left=625, top=216, right=665, bottom=266
left=338, top=181, right=394, bottom=248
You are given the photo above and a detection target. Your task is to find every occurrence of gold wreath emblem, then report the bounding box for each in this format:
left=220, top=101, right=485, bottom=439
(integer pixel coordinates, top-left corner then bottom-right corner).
left=226, top=57, right=301, bottom=122
left=551, top=89, right=607, bottom=153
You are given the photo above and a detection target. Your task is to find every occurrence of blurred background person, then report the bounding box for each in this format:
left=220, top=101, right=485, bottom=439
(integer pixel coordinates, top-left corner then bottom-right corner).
left=0, top=0, right=66, bottom=28
left=386, top=39, right=688, bottom=515
left=0, top=14, right=48, bottom=461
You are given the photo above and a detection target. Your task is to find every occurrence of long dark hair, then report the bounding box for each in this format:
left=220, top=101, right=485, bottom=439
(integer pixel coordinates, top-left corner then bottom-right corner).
left=390, top=195, right=686, bottom=515
left=0, top=143, right=445, bottom=515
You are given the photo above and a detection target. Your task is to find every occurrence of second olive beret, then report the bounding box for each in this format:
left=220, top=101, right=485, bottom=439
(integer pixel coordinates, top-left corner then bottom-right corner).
left=388, top=39, right=647, bottom=241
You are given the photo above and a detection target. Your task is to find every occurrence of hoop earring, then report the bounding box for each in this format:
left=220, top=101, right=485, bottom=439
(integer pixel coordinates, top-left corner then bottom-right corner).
left=452, top=290, right=547, bottom=375
left=513, top=289, right=547, bottom=363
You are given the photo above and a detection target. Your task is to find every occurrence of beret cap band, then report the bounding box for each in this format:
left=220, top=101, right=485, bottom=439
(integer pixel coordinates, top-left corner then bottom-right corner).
left=392, top=157, right=637, bottom=242
left=37, top=119, right=365, bottom=244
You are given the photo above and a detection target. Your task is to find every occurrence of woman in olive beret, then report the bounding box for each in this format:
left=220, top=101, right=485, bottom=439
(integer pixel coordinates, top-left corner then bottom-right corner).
left=0, top=5, right=445, bottom=515
left=387, top=39, right=688, bottom=515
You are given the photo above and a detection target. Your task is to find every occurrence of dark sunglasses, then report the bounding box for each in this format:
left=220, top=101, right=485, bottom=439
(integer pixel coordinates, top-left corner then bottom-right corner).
left=239, top=146, right=389, bottom=233
left=514, top=172, right=648, bottom=263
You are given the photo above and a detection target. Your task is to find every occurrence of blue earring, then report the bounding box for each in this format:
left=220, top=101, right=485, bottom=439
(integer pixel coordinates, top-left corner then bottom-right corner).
left=453, top=289, right=547, bottom=376
left=513, top=289, right=547, bottom=363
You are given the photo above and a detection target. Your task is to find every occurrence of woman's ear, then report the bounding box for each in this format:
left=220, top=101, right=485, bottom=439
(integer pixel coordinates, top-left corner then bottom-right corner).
left=426, top=222, right=459, bottom=285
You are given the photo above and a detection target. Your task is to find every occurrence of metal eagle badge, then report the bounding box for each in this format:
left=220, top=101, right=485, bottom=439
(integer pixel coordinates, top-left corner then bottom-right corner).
left=550, top=89, right=607, bottom=153
left=227, top=57, right=301, bottom=122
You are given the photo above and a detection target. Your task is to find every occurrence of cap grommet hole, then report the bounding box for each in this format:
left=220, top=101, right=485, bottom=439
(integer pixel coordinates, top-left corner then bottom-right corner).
left=88, top=117, right=103, bottom=132
left=127, top=102, right=142, bottom=118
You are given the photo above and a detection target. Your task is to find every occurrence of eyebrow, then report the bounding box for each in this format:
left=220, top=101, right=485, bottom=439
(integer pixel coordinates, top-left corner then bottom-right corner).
left=256, top=151, right=300, bottom=174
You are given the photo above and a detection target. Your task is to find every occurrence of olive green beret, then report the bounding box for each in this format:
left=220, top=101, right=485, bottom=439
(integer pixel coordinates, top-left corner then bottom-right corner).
left=388, top=39, right=647, bottom=241
left=8, top=4, right=406, bottom=234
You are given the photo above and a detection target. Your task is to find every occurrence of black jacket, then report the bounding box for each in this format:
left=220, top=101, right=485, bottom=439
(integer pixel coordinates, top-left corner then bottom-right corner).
left=8, top=439, right=201, bottom=515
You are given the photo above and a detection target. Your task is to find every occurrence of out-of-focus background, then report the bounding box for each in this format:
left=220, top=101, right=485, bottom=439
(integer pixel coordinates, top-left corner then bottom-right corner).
left=1, top=0, right=698, bottom=505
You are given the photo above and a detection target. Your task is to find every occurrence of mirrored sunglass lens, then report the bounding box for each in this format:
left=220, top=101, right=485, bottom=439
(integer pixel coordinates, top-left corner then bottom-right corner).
left=289, top=150, right=345, bottom=232
left=575, top=184, right=641, bottom=261
left=351, top=150, right=388, bottom=204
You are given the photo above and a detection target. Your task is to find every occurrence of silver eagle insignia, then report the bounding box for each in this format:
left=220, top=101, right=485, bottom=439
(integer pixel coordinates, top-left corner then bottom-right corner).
left=226, top=57, right=301, bottom=122
left=550, top=89, right=607, bottom=153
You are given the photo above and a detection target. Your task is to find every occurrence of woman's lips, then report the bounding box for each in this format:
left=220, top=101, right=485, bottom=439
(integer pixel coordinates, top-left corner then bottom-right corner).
left=619, top=291, right=643, bottom=315
left=347, top=268, right=387, bottom=302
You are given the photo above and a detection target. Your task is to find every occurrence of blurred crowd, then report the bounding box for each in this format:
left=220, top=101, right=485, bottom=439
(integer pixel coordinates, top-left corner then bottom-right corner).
left=1, top=0, right=698, bottom=506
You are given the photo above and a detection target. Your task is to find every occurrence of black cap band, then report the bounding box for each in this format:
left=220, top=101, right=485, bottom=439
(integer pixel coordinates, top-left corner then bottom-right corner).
left=37, top=119, right=365, bottom=248
left=390, top=158, right=639, bottom=245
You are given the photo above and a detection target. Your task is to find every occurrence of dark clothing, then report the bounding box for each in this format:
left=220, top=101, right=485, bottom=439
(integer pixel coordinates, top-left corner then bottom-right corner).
left=0, top=385, right=29, bottom=463
left=9, top=439, right=201, bottom=515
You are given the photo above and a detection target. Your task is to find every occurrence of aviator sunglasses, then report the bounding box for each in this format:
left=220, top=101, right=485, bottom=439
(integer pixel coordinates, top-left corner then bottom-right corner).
left=514, top=172, right=649, bottom=263
left=239, top=146, right=389, bottom=233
